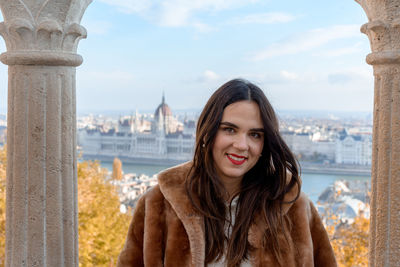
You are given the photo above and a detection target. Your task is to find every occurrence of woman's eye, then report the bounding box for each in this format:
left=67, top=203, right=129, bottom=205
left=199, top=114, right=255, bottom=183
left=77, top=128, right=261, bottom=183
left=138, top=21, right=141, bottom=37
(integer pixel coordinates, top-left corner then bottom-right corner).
left=250, top=132, right=261, bottom=138
left=223, top=127, right=235, bottom=133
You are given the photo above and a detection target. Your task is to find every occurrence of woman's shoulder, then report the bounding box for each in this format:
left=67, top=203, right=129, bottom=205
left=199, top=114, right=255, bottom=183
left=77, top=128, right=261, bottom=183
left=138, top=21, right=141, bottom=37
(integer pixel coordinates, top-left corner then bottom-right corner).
left=134, top=184, right=164, bottom=207
left=287, top=192, right=320, bottom=222
left=134, top=161, right=194, bottom=214
left=157, top=161, right=193, bottom=186
left=138, top=161, right=193, bottom=202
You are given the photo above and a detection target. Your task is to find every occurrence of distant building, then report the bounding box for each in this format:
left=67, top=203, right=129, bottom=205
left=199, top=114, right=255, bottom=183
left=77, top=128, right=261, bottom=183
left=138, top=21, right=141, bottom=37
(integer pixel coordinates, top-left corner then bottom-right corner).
left=313, top=140, right=336, bottom=161
left=282, top=131, right=314, bottom=157
left=292, top=132, right=313, bottom=156
left=335, top=131, right=372, bottom=165
left=79, top=95, right=196, bottom=164
left=281, top=130, right=295, bottom=149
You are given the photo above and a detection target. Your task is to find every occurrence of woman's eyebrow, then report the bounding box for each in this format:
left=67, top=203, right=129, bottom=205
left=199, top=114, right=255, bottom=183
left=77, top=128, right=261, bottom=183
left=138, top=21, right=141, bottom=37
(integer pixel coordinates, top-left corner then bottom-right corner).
left=220, top=122, right=264, bottom=132
left=220, top=121, right=238, bottom=128
left=250, top=128, right=264, bottom=132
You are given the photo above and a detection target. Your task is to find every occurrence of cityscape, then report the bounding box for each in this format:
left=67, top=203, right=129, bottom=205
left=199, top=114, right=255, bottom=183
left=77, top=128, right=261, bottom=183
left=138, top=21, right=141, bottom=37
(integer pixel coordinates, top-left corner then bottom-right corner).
left=77, top=94, right=373, bottom=171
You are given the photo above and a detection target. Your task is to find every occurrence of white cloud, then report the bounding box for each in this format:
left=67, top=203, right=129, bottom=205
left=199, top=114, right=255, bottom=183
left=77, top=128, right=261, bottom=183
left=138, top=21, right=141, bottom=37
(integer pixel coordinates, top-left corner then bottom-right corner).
left=158, top=2, right=191, bottom=26
left=228, top=12, right=296, bottom=25
left=198, top=70, right=220, bottom=82
left=99, top=0, right=259, bottom=29
left=280, top=70, right=298, bottom=81
left=249, top=24, right=361, bottom=61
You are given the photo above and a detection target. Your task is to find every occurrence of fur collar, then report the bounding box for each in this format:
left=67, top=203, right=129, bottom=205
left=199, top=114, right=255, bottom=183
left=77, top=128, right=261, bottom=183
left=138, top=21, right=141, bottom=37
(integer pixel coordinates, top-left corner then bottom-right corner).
left=158, top=162, right=205, bottom=267
left=157, top=161, right=300, bottom=267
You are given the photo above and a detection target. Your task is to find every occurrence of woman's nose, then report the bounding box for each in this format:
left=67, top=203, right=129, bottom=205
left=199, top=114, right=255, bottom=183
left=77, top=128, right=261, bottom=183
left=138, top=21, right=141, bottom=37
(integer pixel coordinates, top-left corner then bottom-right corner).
left=233, top=134, right=249, bottom=150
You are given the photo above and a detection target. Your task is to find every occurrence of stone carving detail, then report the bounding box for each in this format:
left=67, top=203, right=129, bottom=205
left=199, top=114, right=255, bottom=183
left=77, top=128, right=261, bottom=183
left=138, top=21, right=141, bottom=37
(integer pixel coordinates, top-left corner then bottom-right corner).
left=0, top=0, right=92, bottom=66
left=361, top=19, right=400, bottom=65
left=0, top=19, right=86, bottom=52
left=356, top=0, right=400, bottom=65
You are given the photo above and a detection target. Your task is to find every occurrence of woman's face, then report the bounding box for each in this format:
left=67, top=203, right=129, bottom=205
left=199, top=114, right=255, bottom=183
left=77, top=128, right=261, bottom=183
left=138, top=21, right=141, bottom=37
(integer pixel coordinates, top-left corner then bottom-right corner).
left=212, top=100, right=264, bottom=186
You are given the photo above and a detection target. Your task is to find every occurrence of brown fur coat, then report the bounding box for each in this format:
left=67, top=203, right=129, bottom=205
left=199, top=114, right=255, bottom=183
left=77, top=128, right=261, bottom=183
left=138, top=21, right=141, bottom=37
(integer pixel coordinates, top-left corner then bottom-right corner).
left=117, top=162, right=337, bottom=267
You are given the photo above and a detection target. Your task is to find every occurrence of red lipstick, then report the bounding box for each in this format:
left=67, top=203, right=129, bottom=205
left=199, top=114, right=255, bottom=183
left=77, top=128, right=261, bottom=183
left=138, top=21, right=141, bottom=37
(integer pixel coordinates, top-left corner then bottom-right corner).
left=226, top=153, right=247, bottom=165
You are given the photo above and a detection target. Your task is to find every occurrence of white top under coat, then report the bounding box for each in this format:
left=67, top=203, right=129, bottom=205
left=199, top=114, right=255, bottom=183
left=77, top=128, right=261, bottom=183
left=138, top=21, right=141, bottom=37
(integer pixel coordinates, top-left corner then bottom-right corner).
left=207, top=196, right=252, bottom=267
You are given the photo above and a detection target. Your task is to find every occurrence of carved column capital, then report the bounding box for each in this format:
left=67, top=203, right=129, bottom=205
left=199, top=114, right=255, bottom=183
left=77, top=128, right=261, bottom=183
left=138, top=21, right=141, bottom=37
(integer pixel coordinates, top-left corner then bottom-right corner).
left=0, top=0, right=92, bottom=66
left=356, top=0, right=400, bottom=66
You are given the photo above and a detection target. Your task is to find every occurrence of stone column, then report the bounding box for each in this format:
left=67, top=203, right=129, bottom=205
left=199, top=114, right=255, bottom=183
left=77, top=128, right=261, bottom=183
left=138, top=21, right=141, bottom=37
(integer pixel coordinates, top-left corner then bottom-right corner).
left=0, top=1, right=92, bottom=266
left=355, top=1, right=400, bottom=266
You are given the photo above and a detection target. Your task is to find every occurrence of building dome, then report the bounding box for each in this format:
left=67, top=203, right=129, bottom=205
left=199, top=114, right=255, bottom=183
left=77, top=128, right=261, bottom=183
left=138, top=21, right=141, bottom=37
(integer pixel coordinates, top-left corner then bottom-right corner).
left=154, top=94, right=172, bottom=118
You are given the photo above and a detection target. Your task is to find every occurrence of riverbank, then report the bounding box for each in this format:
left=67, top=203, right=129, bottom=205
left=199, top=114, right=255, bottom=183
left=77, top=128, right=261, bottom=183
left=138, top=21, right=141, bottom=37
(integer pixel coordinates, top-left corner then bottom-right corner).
left=82, top=154, right=186, bottom=166
left=299, top=162, right=371, bottom=176
left=83, top=155, right=371, bottom=177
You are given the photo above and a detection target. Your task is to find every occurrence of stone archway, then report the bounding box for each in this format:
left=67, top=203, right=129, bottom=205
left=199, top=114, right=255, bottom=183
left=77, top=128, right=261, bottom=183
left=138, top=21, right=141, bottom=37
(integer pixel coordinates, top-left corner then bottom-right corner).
left=0, top=0, right=398, bottom=266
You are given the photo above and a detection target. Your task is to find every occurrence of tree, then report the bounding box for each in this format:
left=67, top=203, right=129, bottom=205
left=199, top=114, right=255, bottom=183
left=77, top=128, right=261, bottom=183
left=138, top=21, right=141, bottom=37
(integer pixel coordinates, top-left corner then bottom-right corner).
left=78, top=160, right=131, bottom=266
left=112, top=158, right=123, bottom=181
left=0, top=148, right=6, bottom=266
left=325, top=213, right=369, bottom=267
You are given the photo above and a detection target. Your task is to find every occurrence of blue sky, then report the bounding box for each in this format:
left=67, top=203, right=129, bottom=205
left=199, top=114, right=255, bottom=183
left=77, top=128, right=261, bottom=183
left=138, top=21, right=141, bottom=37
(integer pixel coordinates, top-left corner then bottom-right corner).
left=0, top=0, right=373, bottom=113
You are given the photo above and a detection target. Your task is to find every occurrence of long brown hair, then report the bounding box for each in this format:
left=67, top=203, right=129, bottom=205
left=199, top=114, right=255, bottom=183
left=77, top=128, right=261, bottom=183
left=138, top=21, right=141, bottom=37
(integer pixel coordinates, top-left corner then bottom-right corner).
left=185, top=79, right=301, bottom=266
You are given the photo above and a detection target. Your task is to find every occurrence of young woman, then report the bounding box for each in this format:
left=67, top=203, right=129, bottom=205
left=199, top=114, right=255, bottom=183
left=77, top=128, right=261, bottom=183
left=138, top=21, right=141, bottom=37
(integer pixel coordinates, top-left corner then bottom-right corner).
left=117, top=79, right=337, bottom=267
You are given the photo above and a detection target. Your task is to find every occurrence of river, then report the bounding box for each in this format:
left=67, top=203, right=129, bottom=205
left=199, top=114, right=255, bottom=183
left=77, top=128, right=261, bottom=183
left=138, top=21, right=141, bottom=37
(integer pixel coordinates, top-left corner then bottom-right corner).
left=100, top=161, right=370, bottom=203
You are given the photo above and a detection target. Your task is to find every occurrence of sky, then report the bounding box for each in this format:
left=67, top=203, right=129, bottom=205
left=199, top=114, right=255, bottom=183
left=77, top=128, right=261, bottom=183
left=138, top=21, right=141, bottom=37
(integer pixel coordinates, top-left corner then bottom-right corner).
left=0, top=0, right=373, bottom=114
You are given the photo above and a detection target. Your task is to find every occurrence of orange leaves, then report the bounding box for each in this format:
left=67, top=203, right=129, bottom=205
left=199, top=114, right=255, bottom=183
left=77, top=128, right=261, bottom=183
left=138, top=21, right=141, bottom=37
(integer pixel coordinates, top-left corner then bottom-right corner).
left=324, top=210, right=369, bottom=267
left=0, top=148, right=5, bottom=267
left=77, top=160, right=131, bottom=266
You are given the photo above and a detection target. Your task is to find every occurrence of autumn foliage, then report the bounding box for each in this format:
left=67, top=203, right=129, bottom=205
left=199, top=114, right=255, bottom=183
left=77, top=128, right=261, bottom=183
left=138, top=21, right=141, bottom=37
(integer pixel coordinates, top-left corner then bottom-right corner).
left=0, top=148, right=5, bottom=266
left=325, top=211, right=369, bottom=266
left=78, top=160, right=131, bottom=266
left=112, top=157, right=123, bottom=181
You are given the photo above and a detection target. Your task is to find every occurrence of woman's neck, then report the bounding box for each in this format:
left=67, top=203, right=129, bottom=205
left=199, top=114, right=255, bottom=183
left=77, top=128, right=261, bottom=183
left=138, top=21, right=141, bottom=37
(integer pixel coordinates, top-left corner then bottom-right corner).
left=220, top=178, right=242, bottom=202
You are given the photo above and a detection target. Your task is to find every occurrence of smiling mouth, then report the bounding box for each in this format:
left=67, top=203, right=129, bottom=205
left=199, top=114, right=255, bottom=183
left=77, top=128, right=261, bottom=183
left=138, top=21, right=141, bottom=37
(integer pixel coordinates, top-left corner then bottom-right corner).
left=226, top=153, right=247, bottom=165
